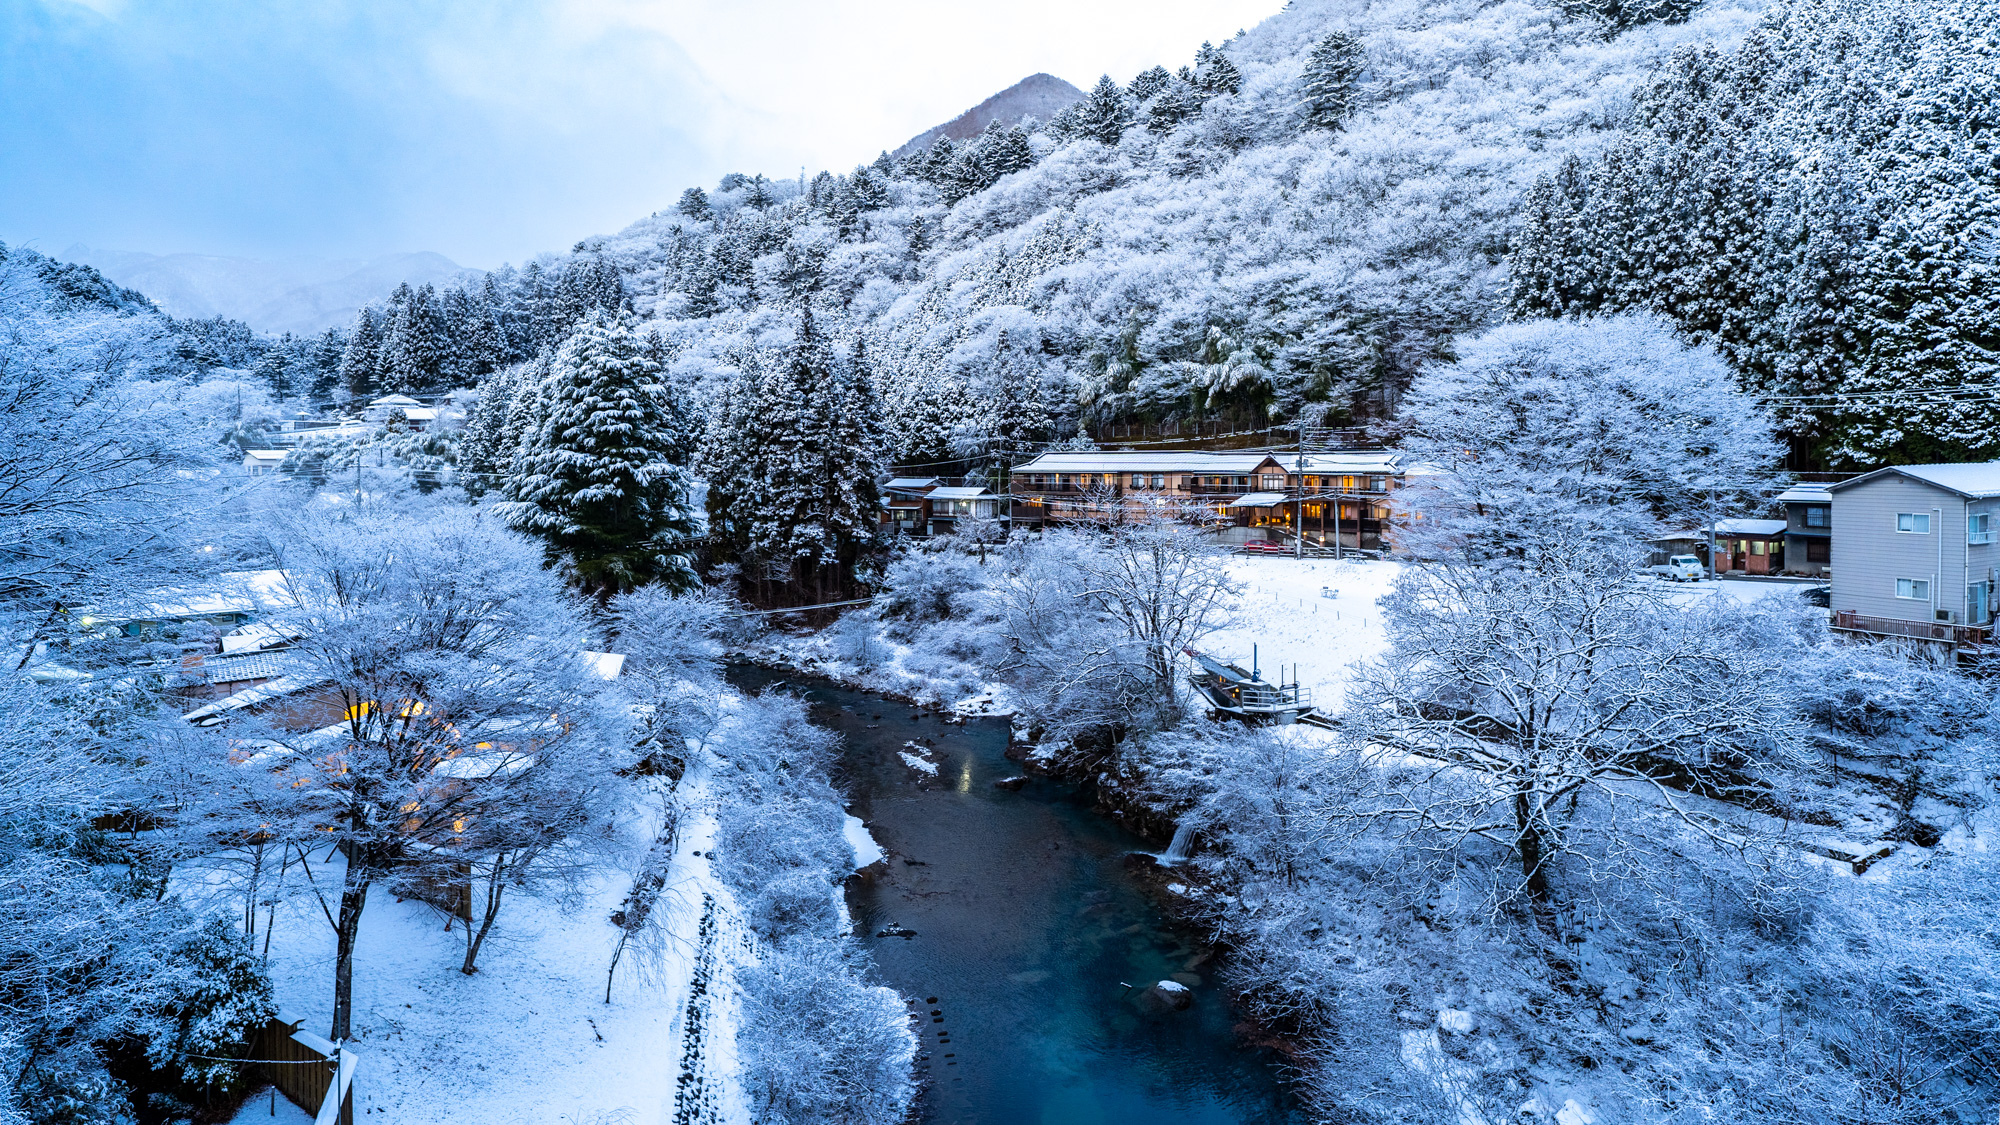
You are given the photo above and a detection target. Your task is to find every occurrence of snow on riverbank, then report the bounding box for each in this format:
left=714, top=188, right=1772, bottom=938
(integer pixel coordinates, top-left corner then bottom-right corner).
left=243, top=753, right=756, bottom=1122
left=1203, top=556, right=1402, bottom=713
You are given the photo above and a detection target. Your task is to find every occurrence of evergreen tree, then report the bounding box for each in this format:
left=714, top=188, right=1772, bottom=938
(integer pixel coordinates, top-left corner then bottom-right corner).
left=1300, top=31, right=1366, bottom=130
left=378, top=283, right=448, bottom=391
left=871, top=150, right=896, bottom=178
left=849, top=165, right=890, bottom=212
left=252, top=337, right=293, bottom=402
left=906, top=213, right=932, bottom=256
left=676, top=186, right=712, bottom=221
left=683, top=245, right=723, bottom=318
left=498, top=312, right=699, bottom=596
left=1146, top=80, right=1203, bottom=134
left=744, top=174, right=775, bottom=211
left=1192, top=42, right=1242, bottom=97
left=458, top=363, right=523, bottom=489
left=307, top=328, right=346, bottom=404
left=1128, top=65, right=1173, bottom=103
left=337, top=307, right=382, bottom=409
left=984, top=125, right=1034, bottom=177
left=1074, top=75, right=1134, bottom=146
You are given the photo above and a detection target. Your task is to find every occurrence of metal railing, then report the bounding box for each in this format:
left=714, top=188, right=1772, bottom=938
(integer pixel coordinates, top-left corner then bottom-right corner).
left=1831, top=611, right=1992, bottom=647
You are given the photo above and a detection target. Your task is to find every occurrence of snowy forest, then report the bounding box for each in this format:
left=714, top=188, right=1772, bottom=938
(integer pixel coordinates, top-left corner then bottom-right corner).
left=4, top=0, right=2000, bottom=1121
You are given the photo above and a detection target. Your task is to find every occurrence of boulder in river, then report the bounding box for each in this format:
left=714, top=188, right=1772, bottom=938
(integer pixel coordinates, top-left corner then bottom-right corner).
left=1137, top=979, right=1193, bottom=1013
left=992, top=776, right=1029, bottom=791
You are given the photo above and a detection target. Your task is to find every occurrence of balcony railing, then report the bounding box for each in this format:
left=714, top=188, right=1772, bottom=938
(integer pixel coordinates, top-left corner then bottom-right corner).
left=1831, top=611, right=1991, bottom=648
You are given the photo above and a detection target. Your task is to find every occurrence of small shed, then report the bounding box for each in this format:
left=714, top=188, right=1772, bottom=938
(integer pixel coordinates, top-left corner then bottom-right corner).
left=1713, top=518, right=1788, bottom=574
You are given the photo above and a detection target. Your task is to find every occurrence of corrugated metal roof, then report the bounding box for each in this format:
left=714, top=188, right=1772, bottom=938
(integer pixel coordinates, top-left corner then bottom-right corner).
left=1013, top=451, right=1281, bottom=473
left=1776, top=483, right=1832, bottom=503
left=884, top=477, right=939, bottom=488
left=1714, top=518, right=1788, bottom=536
left=1829, top=462, right=2000, bottom=499
left=181, top=650, right=312, bottom=684
left=928, top=486, right=992, bottom=499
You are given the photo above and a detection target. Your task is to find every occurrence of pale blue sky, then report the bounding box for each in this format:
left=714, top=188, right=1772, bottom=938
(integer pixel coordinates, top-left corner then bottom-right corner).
left=1, top=0, right=1279, bottom=267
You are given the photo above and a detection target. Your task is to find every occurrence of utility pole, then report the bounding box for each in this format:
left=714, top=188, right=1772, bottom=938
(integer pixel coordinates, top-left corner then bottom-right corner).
left=1295, top=422, right=1305, bottom=560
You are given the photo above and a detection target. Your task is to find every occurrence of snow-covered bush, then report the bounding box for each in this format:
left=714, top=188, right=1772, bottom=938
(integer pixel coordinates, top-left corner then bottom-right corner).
left=734, top=942, right=917, bottom=1125
left=873, top=548, right=982, bottom=630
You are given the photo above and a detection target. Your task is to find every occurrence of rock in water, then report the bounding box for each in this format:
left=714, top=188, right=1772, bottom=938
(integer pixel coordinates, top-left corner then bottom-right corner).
left=1138, top=979, right=1193, bottom=1013
left=992, top=776, right=1029, bottom=791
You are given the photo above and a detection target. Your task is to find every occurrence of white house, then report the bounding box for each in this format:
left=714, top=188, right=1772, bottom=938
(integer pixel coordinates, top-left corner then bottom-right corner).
left=242, top=449, right=289, bottom=475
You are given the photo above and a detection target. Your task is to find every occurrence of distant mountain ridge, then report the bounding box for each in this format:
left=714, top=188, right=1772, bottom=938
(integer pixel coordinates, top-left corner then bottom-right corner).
left=891, top=73, right=1086, bottom=159
left=60, top=246, right=478, bottom=334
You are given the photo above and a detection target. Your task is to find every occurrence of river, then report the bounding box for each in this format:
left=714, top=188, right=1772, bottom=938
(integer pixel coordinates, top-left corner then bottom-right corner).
left=727, top=665, right=1300, bottom=1125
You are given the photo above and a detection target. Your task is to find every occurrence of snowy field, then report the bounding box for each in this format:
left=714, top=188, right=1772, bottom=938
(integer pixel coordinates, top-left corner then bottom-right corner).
left=1202, top=556, right=1402, bottom=714
left=231, top=779, right=741, bottom=1124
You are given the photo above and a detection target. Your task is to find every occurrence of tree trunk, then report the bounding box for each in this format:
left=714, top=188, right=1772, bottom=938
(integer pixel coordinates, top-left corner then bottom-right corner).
left=331, top=859, right=373, bottom=1042
left=1513, top=792, right=1574, bottom=979
left=460, top=857, right=507, bottom=975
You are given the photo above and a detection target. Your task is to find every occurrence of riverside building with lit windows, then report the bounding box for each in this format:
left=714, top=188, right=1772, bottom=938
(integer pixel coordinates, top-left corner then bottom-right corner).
left=1005, top=450, right=1411, bottom=554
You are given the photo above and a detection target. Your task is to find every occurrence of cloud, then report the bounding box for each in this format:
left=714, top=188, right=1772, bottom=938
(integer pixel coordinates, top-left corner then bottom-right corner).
left=2, top=0, right=1279, bottom=265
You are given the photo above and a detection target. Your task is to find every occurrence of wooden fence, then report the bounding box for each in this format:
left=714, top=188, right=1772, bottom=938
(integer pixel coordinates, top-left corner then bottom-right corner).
left=250, top=1018, right=354, bottom=1125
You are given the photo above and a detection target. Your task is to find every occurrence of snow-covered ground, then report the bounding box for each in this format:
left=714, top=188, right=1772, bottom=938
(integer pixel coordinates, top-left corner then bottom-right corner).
left=239, top=769, right=750, bottom=1123
left=1203, top=556, right=1402, bottom=713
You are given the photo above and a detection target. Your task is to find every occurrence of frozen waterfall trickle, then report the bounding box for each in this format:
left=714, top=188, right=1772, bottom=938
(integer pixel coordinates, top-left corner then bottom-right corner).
left=1160, top=822, right=1195, bottom=865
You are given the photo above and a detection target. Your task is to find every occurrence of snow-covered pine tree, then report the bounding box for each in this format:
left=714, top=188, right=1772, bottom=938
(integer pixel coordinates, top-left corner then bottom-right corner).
left=498, top=312, right=698, bottom=595
left=677, top=186, right=712, bottom=221
left=337, top=306, right=382, bottom=408
left=252, top=337, right=293, bottom=402
left=1074, top=75, right=1134, bottom=146
left=1192, top=42, right=1242, bottom=97
left=307, top=328, right=346, bottom=404
left=378, top=282, right=448, bottom=391
left=1146, top=79, right=1203, bottom=134
left=1128, top=65, right=1173, bottom=103
left=1299, top=31, right=1366, bottom=131
left=985, top=125, right=1034, bottom=178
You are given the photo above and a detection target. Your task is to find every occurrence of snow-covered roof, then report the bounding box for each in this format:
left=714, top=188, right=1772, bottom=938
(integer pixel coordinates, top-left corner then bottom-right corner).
left=1013, top=451, right=1281, bottom=474
left=183, top=674, right=329, bottom=726
left=242, top=449, right=288, bottom=462
left=1830, top=462, right=2000, bottom=499
left=884, top=477, right=940, bottom=489
left=1713, top=518, right=1788, bottom=536
left=1227, top=492, right=1290, bottom=508
left=581, top=651, right=626, bottom=680
left=369, top=394, right=424, bottom=407
left=1775, top=483, right=1832, bottom=503
left=402, top=407, right=438, bottom=421
left=927, top=486, right=993, bottom=500
left=1297, top=452, right=1402, bottom=474
left=93, top=568, right=297, bottom=624
left=181, top=650, right=312, bottom=685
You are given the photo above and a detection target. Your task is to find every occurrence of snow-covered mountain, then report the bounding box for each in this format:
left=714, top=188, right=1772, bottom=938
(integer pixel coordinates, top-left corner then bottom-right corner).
left=60, top=246, right=478, bottom=335
left=890, top=72, right=1086, bottom=160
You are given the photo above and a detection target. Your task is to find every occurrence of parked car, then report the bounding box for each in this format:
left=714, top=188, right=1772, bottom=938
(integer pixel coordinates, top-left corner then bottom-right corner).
left=1641, top=554, right=1705, bottom=582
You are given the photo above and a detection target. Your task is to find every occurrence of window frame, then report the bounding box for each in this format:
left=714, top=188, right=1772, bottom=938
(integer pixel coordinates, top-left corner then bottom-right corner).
left=1804, top=506, right=1829, bottom=528
left=1896, top=577, right=1932, bottom=601
left=1897, top=513, right=1932, bottom=534
left=1971, top=513, right=1993, bottom=545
